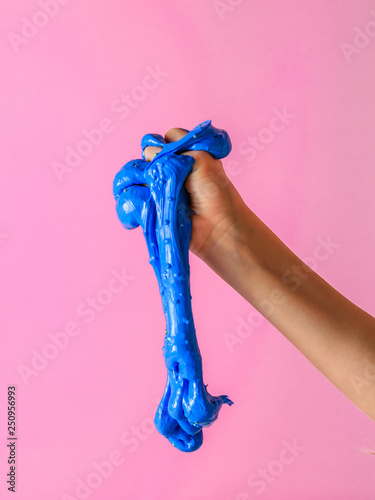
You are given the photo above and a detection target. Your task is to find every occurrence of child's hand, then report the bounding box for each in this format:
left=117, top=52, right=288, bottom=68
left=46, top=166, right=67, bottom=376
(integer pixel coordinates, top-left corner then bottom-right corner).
left=143, top=127, right=249, bottom=262
left=144, top=125, right=375, bottom=423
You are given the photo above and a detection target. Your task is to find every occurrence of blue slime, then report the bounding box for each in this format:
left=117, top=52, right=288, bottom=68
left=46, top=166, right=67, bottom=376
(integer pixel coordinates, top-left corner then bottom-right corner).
left=113, top=120, right=233, bottom=452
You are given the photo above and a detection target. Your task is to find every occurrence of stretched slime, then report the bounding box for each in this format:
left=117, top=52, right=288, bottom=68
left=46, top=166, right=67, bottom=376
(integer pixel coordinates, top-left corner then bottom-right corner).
left=113, top=120, right=233, bottom=452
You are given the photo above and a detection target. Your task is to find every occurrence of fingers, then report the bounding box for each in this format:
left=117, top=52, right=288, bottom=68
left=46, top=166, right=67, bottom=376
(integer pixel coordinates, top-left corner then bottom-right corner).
left=144, top=127, right=189, bottom=162
left=165, top=128, right=203, bottom=163
left=165, top=128, right=217, bottom=168
left=144, top=145, right=162, bottom=161
left=143, top=126, right=211, bottom=165
left=164, top=127, right=189, bottom=143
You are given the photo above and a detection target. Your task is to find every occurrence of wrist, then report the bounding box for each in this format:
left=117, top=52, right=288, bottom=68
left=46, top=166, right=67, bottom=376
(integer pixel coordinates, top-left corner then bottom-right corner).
left=198, top=204, right=264, bottom=297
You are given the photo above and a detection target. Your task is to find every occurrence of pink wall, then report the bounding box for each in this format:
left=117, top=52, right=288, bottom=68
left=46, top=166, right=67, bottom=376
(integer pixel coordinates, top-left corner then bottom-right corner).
left=1, top=1, right=375, bottom=498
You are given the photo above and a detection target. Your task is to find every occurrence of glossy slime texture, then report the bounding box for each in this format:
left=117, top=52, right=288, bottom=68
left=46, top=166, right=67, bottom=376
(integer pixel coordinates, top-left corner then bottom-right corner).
left=113, top=120, right=233, bottom=452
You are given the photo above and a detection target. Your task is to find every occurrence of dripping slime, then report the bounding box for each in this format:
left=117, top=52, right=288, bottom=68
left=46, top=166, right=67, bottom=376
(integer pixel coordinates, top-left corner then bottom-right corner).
left=113, top=120, right=233, bottom=452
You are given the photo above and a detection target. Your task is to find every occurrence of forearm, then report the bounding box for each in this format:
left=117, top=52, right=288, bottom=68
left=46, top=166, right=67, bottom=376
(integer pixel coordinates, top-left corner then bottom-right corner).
left=203, top=206, right=375, bottom=420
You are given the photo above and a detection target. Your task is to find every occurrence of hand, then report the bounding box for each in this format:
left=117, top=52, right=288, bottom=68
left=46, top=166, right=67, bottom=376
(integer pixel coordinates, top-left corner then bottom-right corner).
left=144, top=127, right=249, bottom=263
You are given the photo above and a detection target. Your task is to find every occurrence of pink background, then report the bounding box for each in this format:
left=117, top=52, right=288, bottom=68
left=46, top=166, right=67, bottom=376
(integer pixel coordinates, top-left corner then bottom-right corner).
left=1, top=1, right=375, bottom=499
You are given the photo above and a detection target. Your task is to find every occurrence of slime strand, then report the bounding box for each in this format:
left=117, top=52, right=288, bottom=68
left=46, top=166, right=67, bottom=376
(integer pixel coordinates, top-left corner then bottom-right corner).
left=113, top=120, right=233, bottom=452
